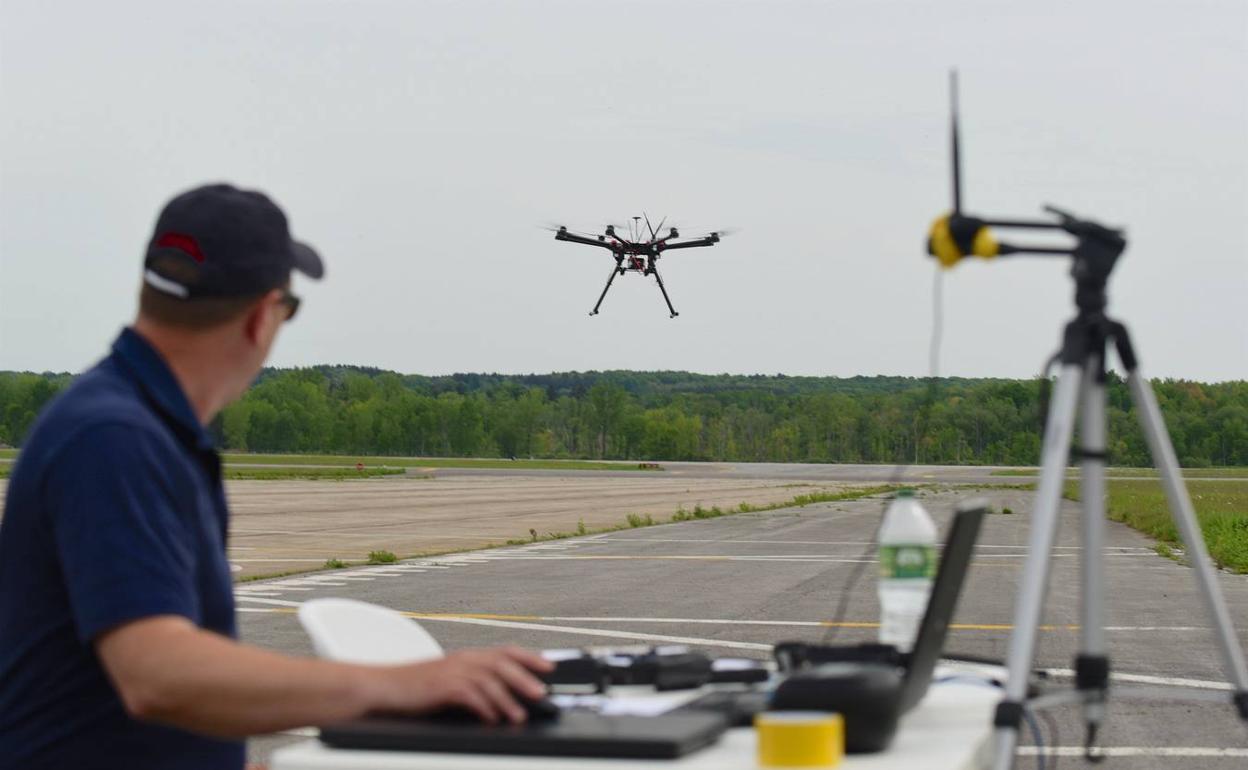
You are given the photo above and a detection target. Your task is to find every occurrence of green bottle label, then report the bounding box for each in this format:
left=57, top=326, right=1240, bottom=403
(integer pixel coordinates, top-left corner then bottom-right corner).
left=879, top=545, right=938, bottom=580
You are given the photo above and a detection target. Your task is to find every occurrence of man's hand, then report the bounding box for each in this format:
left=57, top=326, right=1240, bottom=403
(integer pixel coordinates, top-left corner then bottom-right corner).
left=96, top=616, right=553, bottom=737
left=375, top=647, right=553, bottom=724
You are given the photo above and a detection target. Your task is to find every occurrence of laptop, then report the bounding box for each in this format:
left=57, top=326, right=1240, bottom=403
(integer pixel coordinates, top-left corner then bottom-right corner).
left=683, top=500, right=987, bottom=724
left=318, top=711, right=727, bottom=759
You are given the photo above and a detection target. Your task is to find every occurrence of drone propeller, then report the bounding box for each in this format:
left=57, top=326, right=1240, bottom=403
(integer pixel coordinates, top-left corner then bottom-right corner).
left=674, top=225, right=738, bottom=239
left=541, top=223, right=603, bottom=239
left=604, top=223, right=635, bottom=241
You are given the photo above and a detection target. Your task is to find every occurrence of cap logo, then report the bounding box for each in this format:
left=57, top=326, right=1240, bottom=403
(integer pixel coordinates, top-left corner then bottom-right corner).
left=155, top=231, right=206, bottom=263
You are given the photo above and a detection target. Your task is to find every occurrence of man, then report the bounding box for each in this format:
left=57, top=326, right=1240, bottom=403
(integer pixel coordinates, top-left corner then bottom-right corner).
left=0, top=184, right=552, bottom=769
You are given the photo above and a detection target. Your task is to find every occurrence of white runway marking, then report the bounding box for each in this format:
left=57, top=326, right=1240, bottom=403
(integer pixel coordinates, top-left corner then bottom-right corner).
left=230, top=558, right=346, bottom=563
left=407, top=615, right=775, bottom=652
left=479, top=554, right=1082, bottom=567
left=1017, top=747, right=1248, bottom=758
left=232, top=598, right=1215, bottom=637
left=232, top=601, right=771, bottom=651
left=1044, top=667, right=1234, bottom=691
left=235, top=602, right=1237, bottom=690
left=461, top=616, right=1212, bottom=633
left=600, top=537, right=1152, bottom=552
left=235, top=597, right=304, bottom=608
left=488, top=555, right=877, bottom=563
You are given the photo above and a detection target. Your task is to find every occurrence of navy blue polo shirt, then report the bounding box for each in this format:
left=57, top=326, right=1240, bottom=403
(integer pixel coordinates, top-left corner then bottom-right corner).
left=0, top=328, right=242, bottom=769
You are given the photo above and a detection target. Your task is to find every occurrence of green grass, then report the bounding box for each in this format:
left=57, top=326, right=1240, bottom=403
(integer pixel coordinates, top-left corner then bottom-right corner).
left=2, top=450, right=648, bottom=478
left=218, top=453, right=657, bottom=471
left=626, top=513, right=655, bottom=528
left=995, top=467, right=1248, bottom=478
left=366, top=550, right=398, bottom=564
left=502, top=485, right=901, bottom=546
left=223, top=466, right=407, bottom=480
left=1065, top=478, right=1248, bottom=573
left=671, top=486, right=900, bottom=521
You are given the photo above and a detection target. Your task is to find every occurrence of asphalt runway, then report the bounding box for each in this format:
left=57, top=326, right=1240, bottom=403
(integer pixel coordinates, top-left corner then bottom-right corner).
left=238, top=485, right=1248, bottom=768
left=219, top=461, right=1237, bottom=579
left=208, top=463, right=1031, bottom=579
left=221, top=474, right=858, bottom=579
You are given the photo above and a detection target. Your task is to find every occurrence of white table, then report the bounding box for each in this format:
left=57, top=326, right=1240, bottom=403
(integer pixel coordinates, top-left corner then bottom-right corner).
left=271, top=676, right=998, bottom=770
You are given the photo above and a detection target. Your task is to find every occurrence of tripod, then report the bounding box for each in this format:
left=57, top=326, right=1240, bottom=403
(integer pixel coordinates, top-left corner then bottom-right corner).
left=987, top=215, right=1248, bottom=768
left=923, top=71, right=1247, bottom=766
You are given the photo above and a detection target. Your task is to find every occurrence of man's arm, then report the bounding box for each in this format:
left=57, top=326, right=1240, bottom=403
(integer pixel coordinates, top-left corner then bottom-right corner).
left=96, top=615, right=552, bottom=737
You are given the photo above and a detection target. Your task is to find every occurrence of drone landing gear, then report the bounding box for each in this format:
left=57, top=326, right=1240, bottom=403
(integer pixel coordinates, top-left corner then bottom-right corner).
left=590, top=263, right=624, bottom=316
left=588, top=261, right=679, bottom=318
left=650, top=265, right=679, bottom=319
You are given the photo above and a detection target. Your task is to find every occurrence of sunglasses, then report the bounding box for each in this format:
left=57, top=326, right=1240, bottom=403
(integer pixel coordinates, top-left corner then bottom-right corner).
left=278, top=288, right=301, bottom=321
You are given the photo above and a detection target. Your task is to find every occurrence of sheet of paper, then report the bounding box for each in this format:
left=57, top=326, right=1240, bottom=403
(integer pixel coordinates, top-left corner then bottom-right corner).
left=548, top=693, right=687, bottom=717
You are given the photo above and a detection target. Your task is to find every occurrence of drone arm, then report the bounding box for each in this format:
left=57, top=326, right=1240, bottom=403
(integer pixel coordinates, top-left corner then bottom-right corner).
left=658, top=234, right=720, bottom=251
left=555, top=231, right=618, bottom=250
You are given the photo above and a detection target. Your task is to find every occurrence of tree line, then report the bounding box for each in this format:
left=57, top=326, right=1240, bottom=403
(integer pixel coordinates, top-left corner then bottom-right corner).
left=1, top=367, right=1245, bottom=467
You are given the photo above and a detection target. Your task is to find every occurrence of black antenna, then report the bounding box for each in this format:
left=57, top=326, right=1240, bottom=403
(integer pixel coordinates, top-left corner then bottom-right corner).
left=644, top=212, right=657, bottom=241
left=950, top=69, right=962, bottom=214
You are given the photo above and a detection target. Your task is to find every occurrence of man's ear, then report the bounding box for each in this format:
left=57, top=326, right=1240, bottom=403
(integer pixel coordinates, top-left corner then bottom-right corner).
left=242, top=290, right=282, bottom=345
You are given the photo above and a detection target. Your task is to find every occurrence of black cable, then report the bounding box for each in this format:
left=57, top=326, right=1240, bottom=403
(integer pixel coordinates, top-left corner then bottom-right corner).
left=930, top=269, right=944, bottom=377
left=1023, top=706, right=1047, bottom=770
left=820, top=269, right=945, bottom=644
left=936, top=349, right=1060, bottom=667
left=1035, top=351, right=1060, bottom=442
left=1039, top=708, right=1061, bottom=770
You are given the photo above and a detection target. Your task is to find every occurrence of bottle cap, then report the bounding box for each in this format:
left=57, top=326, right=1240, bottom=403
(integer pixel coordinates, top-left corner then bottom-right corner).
left=895, top=488, right=915, bottom=498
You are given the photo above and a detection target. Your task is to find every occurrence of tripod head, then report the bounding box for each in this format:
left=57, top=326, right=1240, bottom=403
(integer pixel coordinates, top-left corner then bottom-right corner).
left=926, top=71, right=1128, bottom=314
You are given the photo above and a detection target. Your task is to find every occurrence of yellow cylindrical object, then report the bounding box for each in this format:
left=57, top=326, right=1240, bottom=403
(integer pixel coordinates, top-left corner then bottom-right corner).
left=928, top=214, right=963, bottom=268
left=755, top=711, right=844, bottom=768
left=971, top=226, right=1000, bottom=258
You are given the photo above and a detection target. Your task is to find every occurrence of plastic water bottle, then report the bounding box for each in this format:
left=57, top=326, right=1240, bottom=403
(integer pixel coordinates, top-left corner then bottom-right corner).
left=877, top=489, right=938, bottom=652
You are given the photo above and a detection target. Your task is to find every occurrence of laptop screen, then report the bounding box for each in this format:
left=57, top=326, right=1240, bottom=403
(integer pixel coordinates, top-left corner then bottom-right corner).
left=897, top=501, right=986, bottom=713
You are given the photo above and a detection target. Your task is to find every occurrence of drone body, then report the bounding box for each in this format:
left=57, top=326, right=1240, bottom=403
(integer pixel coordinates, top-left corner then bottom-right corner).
left=552, top=215, right=725, bottom=318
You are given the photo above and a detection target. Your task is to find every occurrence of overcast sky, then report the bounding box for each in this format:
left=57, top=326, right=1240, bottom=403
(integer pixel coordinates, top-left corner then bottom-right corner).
left=2, top=0, right=1245, bottom=381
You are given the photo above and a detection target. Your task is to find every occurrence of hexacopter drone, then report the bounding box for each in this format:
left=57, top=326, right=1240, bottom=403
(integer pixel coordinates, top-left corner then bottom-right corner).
left=549, top=215, right=728, bottom=318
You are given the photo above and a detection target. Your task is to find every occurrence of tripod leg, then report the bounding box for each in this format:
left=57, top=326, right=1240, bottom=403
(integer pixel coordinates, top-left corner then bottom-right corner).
left=590, top=264, right=621, bottom=316
left=991, top=363, right=1083, bottom=770
left=650, top=265, right=679, bottom=318
left=1077, top=362, right=1109, bottom=752
left=1126, top=367, right=1248, bottom=715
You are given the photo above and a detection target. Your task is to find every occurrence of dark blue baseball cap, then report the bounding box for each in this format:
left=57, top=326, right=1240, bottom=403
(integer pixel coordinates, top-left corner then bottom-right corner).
left=143, top=183, right=324, bottom=299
